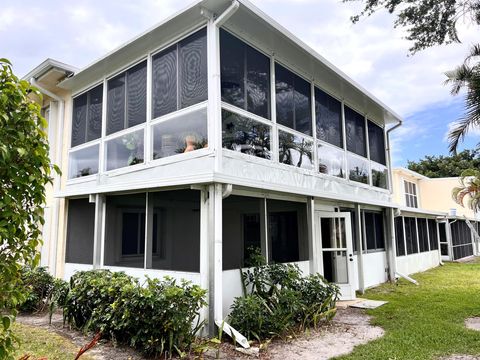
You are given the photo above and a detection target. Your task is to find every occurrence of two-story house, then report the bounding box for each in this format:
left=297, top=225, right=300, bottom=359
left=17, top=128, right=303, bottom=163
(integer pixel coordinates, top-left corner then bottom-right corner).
left=25, top=0, right=412, bottom=333
left=392, top=167, right=480, bottom=266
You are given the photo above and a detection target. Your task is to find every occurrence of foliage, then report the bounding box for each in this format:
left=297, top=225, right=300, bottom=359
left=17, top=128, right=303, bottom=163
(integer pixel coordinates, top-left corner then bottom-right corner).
left=344, top=0, right=479, bottom=54
left=407, top=149, right=480, bottom=178
left=63, top=270, right=207, bottom=358
left=445, top=45, right=480, bottom=153
left=0, top=58, right=57, bottom=359
left=452, top=169, right=480, bottom=211
left=338, top=259, right=480, bottom=360
left=229, top=261, right=339, bottom=341
left=19, top=267, right=55, bottom=313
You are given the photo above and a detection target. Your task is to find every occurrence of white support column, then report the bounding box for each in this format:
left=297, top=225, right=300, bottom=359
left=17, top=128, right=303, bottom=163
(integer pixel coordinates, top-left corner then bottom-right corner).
left=92, top=194, right=105, bottom=269
left=207, top=17, right=222, bottom=173
left=307, top=197, right=318, bottom=274
left=207, top=183, right=223, bottom=336
left=386, top=208, right=397, bottom=281
left=355, top=204, right=365, bottom=294
left=199, top=188, right=210, bottom=336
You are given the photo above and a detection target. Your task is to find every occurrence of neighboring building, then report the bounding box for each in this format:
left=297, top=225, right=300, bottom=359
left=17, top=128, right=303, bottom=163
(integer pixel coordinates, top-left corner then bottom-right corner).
left=27, top=0, right=472, bottom=334
left=392, top=168, right=480, bottom=266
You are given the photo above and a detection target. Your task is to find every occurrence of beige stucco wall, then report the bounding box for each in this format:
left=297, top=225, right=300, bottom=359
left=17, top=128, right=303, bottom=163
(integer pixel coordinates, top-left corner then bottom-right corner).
left=392, top=168, right=478, bottom=219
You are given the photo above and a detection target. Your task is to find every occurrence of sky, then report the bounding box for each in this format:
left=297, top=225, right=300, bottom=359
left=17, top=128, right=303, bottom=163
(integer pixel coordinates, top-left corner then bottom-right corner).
left=2, top=0, right=479, bottom=166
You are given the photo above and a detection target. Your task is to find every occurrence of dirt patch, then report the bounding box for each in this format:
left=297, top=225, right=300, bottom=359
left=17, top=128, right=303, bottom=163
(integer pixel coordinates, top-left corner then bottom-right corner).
left=16, top=312, right=145, bottom=360
left=465, top=317, right=480, bottom=331
left=440, top=356, right=480, bottom=360
left=17, top=307, right=382, bottom=360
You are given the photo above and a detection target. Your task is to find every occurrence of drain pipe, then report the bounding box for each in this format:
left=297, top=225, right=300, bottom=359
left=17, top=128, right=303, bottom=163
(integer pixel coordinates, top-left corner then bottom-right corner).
left=30, top=78, right=65, bottom=278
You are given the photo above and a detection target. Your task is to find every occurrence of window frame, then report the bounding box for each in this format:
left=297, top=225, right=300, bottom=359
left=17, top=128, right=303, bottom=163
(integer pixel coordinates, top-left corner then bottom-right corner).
left=404, top=180, right=419, bottom=208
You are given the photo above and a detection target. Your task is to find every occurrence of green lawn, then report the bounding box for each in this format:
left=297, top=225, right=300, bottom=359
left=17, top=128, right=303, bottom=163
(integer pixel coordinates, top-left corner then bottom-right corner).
left=13, top=323, right=92, bottom=360
left=338, top=259, right=480, bottom=360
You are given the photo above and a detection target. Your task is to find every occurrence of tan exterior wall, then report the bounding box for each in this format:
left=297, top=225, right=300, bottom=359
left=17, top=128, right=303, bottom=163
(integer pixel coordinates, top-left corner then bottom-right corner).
left=392, top=168, right=478, bottom=219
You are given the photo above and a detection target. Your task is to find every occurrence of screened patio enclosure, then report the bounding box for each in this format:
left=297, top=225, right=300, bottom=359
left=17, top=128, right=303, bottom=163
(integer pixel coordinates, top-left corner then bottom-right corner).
left=54, top=0, right=405, bottom=336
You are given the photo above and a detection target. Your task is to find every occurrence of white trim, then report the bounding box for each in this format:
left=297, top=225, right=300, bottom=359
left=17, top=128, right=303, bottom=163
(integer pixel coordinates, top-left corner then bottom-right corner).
left=150, top=101, right=208, bottom=126
left=221, top=102, right=272, bottom=127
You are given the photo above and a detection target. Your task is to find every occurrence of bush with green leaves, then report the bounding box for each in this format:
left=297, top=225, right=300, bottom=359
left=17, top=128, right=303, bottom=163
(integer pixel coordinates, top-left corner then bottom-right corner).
left=229, top=261, right=339, bottom=341
left=63, top=270, right=207, bottom=358
left=19, top=267, right=56, bottom=313
left=0, top=58, right=58, bottom=359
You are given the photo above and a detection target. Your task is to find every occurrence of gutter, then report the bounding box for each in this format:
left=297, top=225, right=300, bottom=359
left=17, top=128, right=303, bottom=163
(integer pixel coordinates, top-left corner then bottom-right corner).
left=30, top=78, right=65, bottom=277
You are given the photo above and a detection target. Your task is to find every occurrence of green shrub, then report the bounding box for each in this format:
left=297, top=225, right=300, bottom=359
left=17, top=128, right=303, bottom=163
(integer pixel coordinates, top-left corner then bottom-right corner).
left=229, top=262, right=339, bottom=340
left=63, top=270, right=207, bottom=358
left=19, top=267, right=55, bottom=313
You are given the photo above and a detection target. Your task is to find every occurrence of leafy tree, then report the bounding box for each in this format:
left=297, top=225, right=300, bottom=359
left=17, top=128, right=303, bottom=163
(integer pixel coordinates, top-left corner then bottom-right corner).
left=345, top=0, right=480, bottom=152
left=0, top=58, right=57, bottom=359
left=407, top=149, right=480, bottom=178
left=453, top=169, right=480, bottom=211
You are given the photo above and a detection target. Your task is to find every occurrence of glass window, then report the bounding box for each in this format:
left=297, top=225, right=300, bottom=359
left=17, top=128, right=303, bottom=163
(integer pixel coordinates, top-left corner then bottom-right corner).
left=149, top=190, right=200, bottom=272
left=106, top=129, right=144, bottom=171
left=107, top=61, right=147, bottom=135
left=417, top=218, right=429, bottom=252
left=317, top=143, right=345, bottom=178
left=315, top=87, right=342, bottom=148
left=404, top=181, right=418, bottom=208
left=368, top=120, right=386, bottom=165
left=152, top=107, right=208, bottom=160
left=395, top=216, right=406, bottom=256
left=347, top=153, right=369, bottom=184
left=372, top=162, right=388, bottom=189
left=279, top=130, right=314, bottom=170
left=428, top=219, right=439, bottom=250
left=71, top=84, right=103, bottom=147
left=275, top=63, right=312, bottom=135
left=104, top=193, right=146, bottom=268
left=66, top=198, right=95, bottom=264
left=152, top=45, right=177, bottom=119
left=222, top=109, right=272, bottom=159
left=68, top=144, right=99, bottom=178
left=345, top=106, right=366, bottom=157
left=220, top=30, right=270, bottom=119
left=179, top=28, right=208, bottom=108
left=223, top=196, right=263, bottom=270
left=268, top=199, right=308, bottom=263
left=404, top=217, right=418, bottom=254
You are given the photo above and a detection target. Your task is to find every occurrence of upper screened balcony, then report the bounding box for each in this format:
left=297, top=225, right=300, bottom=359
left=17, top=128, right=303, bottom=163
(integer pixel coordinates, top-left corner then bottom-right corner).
left=60, top=0, right=400, bottom=204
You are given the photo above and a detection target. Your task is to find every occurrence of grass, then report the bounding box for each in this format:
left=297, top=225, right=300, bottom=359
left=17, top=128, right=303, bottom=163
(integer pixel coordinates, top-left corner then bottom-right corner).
left=338, top=259, right=480, bottom=360
left=13, top=323, right=92, bottom=360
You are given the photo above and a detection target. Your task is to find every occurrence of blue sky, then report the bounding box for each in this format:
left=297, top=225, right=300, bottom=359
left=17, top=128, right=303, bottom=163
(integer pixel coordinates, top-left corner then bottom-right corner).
left=2, top=0, right=478, bottom=166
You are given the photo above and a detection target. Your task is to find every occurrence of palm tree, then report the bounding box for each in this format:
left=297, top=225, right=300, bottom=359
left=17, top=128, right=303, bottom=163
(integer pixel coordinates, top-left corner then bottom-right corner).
left=452, top=169, right=480, bottom=212
left=445, top=44, right=480, bottom=153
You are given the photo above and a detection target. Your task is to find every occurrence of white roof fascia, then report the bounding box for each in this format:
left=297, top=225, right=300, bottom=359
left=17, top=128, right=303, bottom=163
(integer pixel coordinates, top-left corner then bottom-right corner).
left=393, top=167, right=429, bottom=180
left=23, top=58, right=78, bottom=81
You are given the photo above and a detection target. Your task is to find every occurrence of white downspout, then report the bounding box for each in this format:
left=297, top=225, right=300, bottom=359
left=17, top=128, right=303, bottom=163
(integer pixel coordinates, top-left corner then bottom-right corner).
left=30, top=78, right=65, bottom=277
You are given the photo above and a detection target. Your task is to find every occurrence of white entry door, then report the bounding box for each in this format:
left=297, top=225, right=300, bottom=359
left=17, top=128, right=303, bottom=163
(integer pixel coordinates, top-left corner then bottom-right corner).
left=315, top=211, right=355, bottom=300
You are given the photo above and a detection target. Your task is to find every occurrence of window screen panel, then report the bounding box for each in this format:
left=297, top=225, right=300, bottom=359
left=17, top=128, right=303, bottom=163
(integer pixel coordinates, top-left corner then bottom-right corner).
left=220, top=30, right=245, bottom=111
left=293, top=74, right=312, bottom=135
left=222, top=110, right=271, bottom=159
left=152, top=46, right=177, bottom=119
left=428, top=219, right=439, bottom=250
left=275, top=64, right=294, bottom=130
left=395, top=217, right=405, bottom=256
left=66, top=198, right=95, bottom=264
left=278, top=130, right=314, bottom=170
left=405, top=217, right=418, bottom=254
left=86, top=84, right=103, bottom=142
left=127, top=61, right=147, bottom=128
left=107, top=73, right=126, bottom=135
left=179, top=28, right=207, bottom=108
left=71, top=93, right=87, bottom=147
left=364, top=212, right=376, bottom=250
left=417, top=218, right=429, bottom=252
left=246, top=45, right=270, bottom=119
left=315, top=87, right=342, bottom=148
left=368, top=120, right=386, bottom=165
left=345, top=106, right=366, bottom=157
left=375, top=213, right=385, bottom=249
